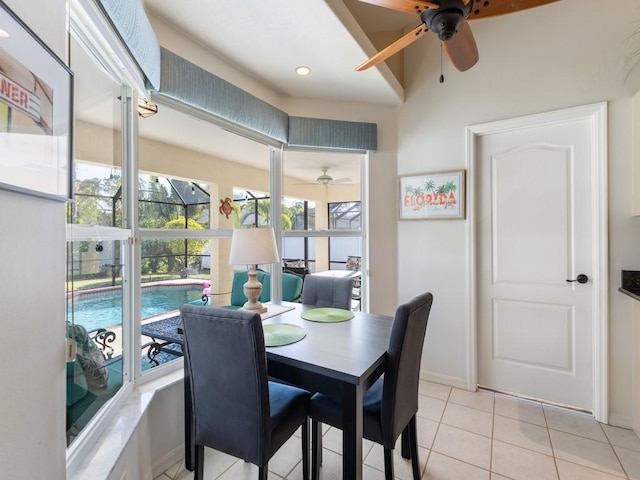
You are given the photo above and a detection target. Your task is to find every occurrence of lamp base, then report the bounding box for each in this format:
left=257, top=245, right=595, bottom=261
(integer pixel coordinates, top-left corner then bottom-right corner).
left=242, top=267, right=268, bottom=314
left=241, top=302, right=267, bottom=314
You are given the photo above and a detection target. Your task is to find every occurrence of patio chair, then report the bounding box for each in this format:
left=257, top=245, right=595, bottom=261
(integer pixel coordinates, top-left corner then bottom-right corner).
left=203, top=271, right=303, bottom=308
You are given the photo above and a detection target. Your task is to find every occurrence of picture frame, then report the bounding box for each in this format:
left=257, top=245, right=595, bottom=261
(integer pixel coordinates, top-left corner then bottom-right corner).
left=0, top=2, right=73, bottom=202
left=399, top=170, right=466, bottom=220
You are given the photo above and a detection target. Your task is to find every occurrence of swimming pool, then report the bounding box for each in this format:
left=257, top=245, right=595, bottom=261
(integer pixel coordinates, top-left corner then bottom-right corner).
left=67, top=284, right=204, bottom=332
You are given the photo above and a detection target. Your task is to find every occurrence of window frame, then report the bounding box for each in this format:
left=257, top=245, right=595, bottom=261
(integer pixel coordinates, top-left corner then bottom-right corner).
left=67, top=1, right=372, bottom=467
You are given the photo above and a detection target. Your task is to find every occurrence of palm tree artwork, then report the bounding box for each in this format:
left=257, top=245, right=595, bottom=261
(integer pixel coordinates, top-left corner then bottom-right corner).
left=402, top=173, right=461, bottom=214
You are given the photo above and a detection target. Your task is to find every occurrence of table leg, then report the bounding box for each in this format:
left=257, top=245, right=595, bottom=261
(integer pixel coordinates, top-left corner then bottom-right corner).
left=341, top=383, right=363, bottom=480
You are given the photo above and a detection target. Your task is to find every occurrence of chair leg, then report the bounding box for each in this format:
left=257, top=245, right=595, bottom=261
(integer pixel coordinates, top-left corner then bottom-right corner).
left=383, top=448, right=394, bottom=480
left=408, top=416, right=420, bottom=480
left=401, top=423, right=411, bottom=459
left=301, top=418, right=310, bottom=480
left=194, top=444, right=205, bottom=480
left=259, top=465, right=268, bottom=480
left=312, top=420, right=322, bottom=480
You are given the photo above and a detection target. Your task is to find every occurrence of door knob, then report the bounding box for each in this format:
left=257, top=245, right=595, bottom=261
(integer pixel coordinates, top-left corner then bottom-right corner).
left=566, top=274, right=589, bottom=284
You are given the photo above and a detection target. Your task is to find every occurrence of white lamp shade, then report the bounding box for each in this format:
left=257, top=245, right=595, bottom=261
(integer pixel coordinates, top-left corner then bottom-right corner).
left=229, top=227, right=280, bottom=265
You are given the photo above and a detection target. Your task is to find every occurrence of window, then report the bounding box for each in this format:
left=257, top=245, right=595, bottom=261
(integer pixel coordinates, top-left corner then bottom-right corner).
left=139, top=176, right=210, bottom=229
left=328, top=201, right=362, bottom=270
left=232, top=189, right=271, bottom=227
left=282, top=150, right=366, bottom=307
left=329, top=201, right=361, bottom=230
left=66, top=36, right=129, bottom=447
left=67, top=3, right=370, bottom=463
left=137, top=108, right=271, bottom=368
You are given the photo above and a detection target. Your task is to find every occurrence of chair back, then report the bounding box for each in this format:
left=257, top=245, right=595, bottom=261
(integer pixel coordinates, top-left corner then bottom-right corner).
left=301, top=274, right=353, bottom=310
left=381, top=292, right=433, bottom=447
left=180, top=304, right=270, bottom=465
left=260, top=272, right=304, bottom=303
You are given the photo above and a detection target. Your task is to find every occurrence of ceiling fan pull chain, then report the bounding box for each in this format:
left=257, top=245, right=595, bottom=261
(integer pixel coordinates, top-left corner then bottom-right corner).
left=439, top=42, right=445, bottom=83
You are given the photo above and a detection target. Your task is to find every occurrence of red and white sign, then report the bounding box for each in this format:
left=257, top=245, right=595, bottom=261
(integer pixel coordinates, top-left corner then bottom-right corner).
left=0, top=71, right=41, bottom=122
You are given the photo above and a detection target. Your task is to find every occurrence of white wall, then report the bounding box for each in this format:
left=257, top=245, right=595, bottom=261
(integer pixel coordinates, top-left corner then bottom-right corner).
left=0, top=1, right=68, bottom=478
left=398, top=0, right=640, bottom=422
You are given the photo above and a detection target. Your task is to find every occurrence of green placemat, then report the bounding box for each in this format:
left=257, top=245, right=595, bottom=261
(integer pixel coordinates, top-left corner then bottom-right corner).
left=300, top=307, right=355, bottom=323
left=263, top=323, right=306, bottom=347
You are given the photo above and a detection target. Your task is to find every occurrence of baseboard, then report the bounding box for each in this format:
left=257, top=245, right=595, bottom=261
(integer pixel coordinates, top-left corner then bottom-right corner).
left=419, top=370, right=468, bottom=390
left=608, top=412, right=634, bottom=429
left=151, top=445, right=184, bottom=479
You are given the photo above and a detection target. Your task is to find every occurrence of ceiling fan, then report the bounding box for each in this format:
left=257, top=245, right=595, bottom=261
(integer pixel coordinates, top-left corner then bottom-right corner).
left=356, top=0, right=560, bottom=73
left=298, top=167, right=352, bottom=186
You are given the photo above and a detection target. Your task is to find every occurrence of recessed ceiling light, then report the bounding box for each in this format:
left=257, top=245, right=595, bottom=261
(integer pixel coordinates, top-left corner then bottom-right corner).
left=0, top=29, right=10, bottom=38
left=295, top=66, right=311, bottom=76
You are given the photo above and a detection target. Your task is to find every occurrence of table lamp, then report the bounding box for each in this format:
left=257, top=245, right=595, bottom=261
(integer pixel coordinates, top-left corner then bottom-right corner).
left=229, top=226, right=280, bottom=313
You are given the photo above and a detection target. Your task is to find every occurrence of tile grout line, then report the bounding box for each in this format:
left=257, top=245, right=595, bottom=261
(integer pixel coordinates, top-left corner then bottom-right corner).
left=601, top=422, right=631, bottom=480
left=540, top=402, right=562, bottom=480
left=418, top=386, right=452, bottom=479
left=488, top=393, right=496, bottom=479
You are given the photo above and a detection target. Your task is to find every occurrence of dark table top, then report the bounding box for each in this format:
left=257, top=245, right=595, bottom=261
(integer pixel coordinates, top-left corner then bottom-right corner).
left=263, top=303, right=392, bottom=385
left=140, top=302, right=393, bottom=385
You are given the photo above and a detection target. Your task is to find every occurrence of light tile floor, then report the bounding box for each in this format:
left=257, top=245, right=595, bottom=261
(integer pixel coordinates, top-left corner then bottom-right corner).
left=154, top=381, right=640, bottom=480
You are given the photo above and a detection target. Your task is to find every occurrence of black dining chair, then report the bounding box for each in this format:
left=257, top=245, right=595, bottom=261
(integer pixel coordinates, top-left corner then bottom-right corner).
left=309, top=292, right=434, bottom=480
left=180, top=304, right=311, bottom=480
left=300, top=274, right=354, bottom=310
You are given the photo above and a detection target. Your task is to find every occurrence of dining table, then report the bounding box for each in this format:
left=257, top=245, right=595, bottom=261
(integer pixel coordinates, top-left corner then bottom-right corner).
left=141, top=301, right=393, bottom=480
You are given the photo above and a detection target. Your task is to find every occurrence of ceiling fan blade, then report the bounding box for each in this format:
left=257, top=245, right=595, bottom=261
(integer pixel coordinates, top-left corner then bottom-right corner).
left=467, top=0, right=560, bottom=21
left=331, top=178, right=352, bottom=185
left=357, top=0, right=439, bottom=14
left=356, top=24, right=429, bottom=71
left=443, top=21, right=479, bottom=72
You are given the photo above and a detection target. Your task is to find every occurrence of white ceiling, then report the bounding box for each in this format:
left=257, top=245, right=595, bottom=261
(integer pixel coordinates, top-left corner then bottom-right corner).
left=143, top=0, right=408, bottom=105
left=81, top=1, right=570, bottom=184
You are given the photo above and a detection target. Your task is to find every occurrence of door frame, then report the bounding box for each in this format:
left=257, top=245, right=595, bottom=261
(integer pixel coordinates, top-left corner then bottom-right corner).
left=465, top=102, right=609, bottom=422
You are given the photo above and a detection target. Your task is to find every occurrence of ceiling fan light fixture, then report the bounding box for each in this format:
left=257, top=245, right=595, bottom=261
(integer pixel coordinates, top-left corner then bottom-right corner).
left=316, top=166, right=333, bottom=185
left=433, top=11, right=464, bottom=40
left=295, top=65, right=311, bottom=76
left=420, top=0, right=472, bottom=41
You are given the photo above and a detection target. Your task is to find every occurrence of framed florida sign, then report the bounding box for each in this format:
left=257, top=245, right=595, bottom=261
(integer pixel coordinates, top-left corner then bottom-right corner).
left=399, top=170, right=465, bottom=220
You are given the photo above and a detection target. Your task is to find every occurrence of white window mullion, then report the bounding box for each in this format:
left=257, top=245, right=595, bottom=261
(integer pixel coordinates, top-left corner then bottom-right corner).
left=121, top=85, right=140, bottom=381
left=69, top=0, right=148, bottom=99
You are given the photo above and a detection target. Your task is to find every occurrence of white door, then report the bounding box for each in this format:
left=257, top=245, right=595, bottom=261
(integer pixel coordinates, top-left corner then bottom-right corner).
left=476, top=105, right=606, bottom=411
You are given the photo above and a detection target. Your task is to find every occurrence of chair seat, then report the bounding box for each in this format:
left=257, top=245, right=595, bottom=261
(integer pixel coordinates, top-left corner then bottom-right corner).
left=269, top=381, right=311, bottom=454
left=309, top=377, right=384, bottom=445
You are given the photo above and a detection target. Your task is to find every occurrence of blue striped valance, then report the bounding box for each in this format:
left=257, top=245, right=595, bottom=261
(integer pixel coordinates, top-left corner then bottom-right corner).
left=98, top=0, right=161, bottom=90
left=287, top=116, right=377, bottom=152
left=153, top=48, right=289, bottom=145
left=94, top=3, right=378, bottom=150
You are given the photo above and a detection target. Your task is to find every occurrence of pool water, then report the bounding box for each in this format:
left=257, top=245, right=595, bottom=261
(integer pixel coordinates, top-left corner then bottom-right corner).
left=67, top=285, right=204, bottom=331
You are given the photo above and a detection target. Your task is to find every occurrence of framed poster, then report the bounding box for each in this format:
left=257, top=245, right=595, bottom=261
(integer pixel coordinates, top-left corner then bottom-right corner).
left=0, top=2, right=73, bottom=202
left=399, top=170, right=465, bottom=220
